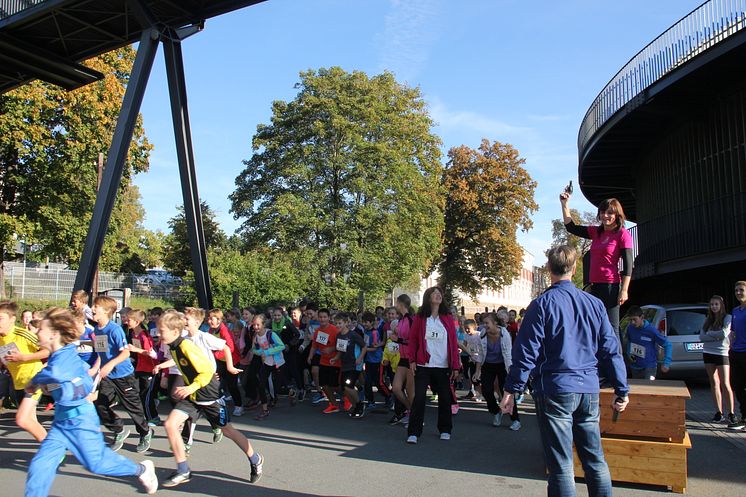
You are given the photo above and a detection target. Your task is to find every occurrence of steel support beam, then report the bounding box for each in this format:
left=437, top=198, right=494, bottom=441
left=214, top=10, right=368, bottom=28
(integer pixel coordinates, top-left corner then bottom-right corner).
left=162, top=29, right=213, bottom=309
left=72, top=27, right=158, bottom=294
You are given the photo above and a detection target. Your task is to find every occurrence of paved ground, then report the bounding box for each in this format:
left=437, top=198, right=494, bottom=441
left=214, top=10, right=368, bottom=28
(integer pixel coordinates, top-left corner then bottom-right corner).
left=1, top=382, right=745, bottom=496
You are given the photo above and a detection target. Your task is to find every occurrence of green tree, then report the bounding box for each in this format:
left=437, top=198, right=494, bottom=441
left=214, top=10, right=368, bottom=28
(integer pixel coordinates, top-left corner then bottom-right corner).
left=230, top=67, right=444, bottom=309
left=0, top=46, right=152, bottom=269
left=162, top=201, right=227, bottom=276
left=548, top=209, right=596, bottom=288
left=437, top=139, right=538, bottom=302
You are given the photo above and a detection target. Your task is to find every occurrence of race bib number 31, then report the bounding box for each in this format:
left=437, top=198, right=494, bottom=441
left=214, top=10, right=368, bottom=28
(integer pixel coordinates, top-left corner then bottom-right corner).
left=426, top=327, right=444, bottom=342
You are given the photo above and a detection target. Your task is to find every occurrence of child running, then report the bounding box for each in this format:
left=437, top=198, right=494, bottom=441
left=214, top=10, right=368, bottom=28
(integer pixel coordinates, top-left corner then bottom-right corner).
left=334, top=312, right=367, bottom=418
left=24, top=307, right=157, bottom=496
left=159, top=310, right=264, bottom=487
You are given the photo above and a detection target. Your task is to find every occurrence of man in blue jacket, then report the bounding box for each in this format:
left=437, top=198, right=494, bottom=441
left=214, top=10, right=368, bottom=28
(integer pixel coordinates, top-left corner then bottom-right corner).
left=500, top=245, right=629, bottom=497
left=625, top=306, right=671, bottom=380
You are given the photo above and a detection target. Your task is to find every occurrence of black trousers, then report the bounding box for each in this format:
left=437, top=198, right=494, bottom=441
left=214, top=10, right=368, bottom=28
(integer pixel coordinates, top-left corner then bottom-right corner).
left=95, top=374, right=149, bottom=436
left=590, top=282, right=620, bottom=339
left=730, top=351, right=746, bottom=418
left=216, top=360, right=242, bottom=406
left=135, top=371, right=159, bottom=421
left=407, top=366, right=453, bottom=437
left=257, top=363, right=287, bottom=405
left=481, top=362, right=519, bottom=420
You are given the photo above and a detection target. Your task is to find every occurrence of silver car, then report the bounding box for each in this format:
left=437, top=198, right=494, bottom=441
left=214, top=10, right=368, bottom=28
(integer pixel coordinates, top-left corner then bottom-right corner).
left=620, top=304, right=709, bottom=379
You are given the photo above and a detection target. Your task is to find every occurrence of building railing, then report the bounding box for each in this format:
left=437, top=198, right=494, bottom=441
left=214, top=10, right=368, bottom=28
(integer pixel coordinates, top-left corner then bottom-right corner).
left=0, top=0, right=47, bottom=20
left=578, top=0, right=746, bottom=154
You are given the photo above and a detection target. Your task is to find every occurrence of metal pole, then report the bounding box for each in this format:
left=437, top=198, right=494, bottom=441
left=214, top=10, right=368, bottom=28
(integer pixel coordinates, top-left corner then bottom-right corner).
left=92, top=152, right=103, bottom=298
left=162, top=30, right=213, bottom=309
left=72, top=28, right=159, bottom=295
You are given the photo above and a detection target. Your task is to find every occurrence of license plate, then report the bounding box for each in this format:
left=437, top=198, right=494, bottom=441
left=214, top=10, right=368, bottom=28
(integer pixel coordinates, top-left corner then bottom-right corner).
left=685, top=342, right=703, bottom=352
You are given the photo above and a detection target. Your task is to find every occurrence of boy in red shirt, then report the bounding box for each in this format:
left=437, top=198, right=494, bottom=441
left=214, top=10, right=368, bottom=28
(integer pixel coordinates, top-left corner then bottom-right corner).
left=126, top=309, right=160, bottom=425
left=307, top=309, right=339, bottom=413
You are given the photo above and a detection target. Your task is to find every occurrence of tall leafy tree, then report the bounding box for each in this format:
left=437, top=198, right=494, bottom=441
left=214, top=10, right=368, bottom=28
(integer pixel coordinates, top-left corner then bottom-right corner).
left=230, top=67, right=444, bottom=309
left=162, top=201, right=226, bottom=276
left=0, top=46, right=152, bottom=269
left=438, top=139, right=537, bottom=301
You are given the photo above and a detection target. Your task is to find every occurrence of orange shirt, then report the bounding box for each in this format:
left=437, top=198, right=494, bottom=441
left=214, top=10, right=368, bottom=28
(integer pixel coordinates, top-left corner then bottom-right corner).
left=312, top=324, right=339, bottom=367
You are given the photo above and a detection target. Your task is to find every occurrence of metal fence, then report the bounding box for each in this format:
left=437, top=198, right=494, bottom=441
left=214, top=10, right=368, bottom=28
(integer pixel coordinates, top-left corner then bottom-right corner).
left=0, top=0, right=47, bottom=20
left=2, top=262, right=189, bottom=302
left=578, top=0, right=746, bottom=153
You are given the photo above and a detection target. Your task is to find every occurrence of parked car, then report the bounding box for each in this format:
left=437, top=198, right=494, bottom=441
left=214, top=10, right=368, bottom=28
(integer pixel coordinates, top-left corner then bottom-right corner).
left=620, top=303, right=709, bottom=379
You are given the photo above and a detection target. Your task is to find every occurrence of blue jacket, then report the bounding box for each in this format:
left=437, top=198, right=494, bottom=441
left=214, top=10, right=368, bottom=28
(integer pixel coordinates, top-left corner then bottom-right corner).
left=626, top=320, right=671, bottom=369
left=32, top=344, right=94, bottom=420
left=505, top=280, right=629, bottom=397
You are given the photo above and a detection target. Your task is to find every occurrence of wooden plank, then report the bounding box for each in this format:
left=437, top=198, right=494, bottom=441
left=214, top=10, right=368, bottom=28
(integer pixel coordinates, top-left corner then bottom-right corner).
left=600, top=419, right=685, bottom=442
left=603, top=453, right=687, bottom=472
left=600, top=378, right=690, bottom=399
left=600, top=393, right=686, bottom=410
left=600, top=408, right=684, bottom=422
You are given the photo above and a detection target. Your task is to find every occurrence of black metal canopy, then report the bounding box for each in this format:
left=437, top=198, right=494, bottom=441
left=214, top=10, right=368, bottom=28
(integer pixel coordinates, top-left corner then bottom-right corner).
left=0, top=0, right=265, bottom=93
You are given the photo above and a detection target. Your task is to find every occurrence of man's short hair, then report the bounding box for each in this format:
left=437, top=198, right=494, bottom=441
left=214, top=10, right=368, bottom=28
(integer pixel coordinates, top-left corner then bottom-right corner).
left=361, top=311, right=376, bottom=323
left=546, top=245, right=577, bottom=276
left=736, top=281, right=746, bottom=288
left=208, top=308, right=223, bottom=320
left=93, top=296, right=117, bottom=317
left=0, top=301, right=18, bottom=317
left=71, top=289, right=88, bottom=303
left=626, top=305, right=644, bottom=318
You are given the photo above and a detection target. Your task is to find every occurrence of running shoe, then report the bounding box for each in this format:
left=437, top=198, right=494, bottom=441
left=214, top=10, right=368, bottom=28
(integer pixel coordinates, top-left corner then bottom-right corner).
left=136, top=428, right=154, bottom=453
left=184, top=443, right=192, bottom=457
left=138, top=460, right=158, bottom=494
left=249, top=454, right=264, bottom=484
left=233, top=406, right=245, bottom=417
left=389, top=413, right=404, bottom=425
left=400, top=413, right=410, bottom=427
left=406, top=435, right=417, bottom=444
left=162, top=471, right=191, bottom=488
left=493, top=412, right=503, bottom=427
left=311, top=392, right=326, bottom=404
left=727, top=415, right=745, bottom=430
left=254, top=409, right=270, bottom=420
left=110, top=428, right=131, bottom=452
left=712, top=411, right=724, bottom=423
left=289, top=388, right=297, bottom=406
left=343, top=397, right=353, bottom=411
left=349, top=403, right=365, bottom=419
left=440, top=432, right=451, bottom=441
left=510, top=420, right=522, bottom=431
left=147, top=418, right=161, bottom=427
left=212, top=428, right=224, bottom=443
left=297, top=389, right=306, bottom=402
left=322, top=404, right=340, bottom=414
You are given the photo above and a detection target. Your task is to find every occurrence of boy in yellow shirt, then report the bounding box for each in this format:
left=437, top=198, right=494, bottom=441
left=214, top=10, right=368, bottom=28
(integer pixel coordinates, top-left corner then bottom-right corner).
left=0, top=301, right=48, bottom=441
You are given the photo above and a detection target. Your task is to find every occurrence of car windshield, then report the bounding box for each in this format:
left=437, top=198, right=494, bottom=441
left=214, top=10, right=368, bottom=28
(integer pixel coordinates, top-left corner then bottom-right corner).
left=665, top=309, right=707, bottom=336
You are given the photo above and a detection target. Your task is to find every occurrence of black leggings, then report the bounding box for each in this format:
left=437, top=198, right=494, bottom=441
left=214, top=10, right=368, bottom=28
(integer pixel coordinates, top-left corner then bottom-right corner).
left=730, top=351, right=746, bottom=418
left=590, top=282, right=620, bottom=339
left=481, top=362, right=518, bottom=421
left=257, top=363, right=287, bottom=405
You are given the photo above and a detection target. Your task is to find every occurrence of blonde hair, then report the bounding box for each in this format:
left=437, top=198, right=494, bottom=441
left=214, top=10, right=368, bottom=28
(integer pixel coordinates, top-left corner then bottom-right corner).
left=43, top=307, right=82, bottom=344
left=128, top=309, right=146, bottom=324
left=159, top=310, right=186, bottom=333
left=208, top=308, right=223, bottom=321
left=184, top=307, right=206, bottom=322
left=93, top=296, right=117, bottom=317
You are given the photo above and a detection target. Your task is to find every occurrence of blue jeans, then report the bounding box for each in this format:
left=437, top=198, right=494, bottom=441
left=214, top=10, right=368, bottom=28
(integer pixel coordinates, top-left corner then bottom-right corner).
left=534, top=392, right=612, bottom=497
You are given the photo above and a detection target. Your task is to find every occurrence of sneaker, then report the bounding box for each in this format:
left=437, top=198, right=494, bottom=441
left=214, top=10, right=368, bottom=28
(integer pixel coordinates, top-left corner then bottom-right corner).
left=727, top=415, right=745, bottom=430
left=389, top=413, right=404, bottom=425
left=712, top=411, right=724, bottom=423
left=162, top=470, right=191, bottom=488
left=406, top=435, right=417, bottom=444
left=440, top=432, right=451, bottom=441
left=343, top=397, right=353, bottom=411
left=493, top=412, right=503, bottom=427
left=233, top=406, right=245, bottom=417
left=254, top=409, right=270, bottom=420
left=322, top=404, right=340, bottom=414
left=349, top=404, right=365, bottom=419
left=184, top=443, right=192, bottom=456
left=311, top=392, right=326, bottom=404
left=110, top=428, right=130, bottom=452
left=289, top=388, right=297, bottom=406
left=510, top=420, right=522, bottom=431
left=249, top=454, right=264, bottom=483
left=147, top=418, right=161, bottom=427
left=212, top=428, right=224, bottom=443
left=138, top=460, right=158, bottom=495
left=137, top=429, right=154, bottom=453
left=297, top=389, right=306, bottom=402
left=400, top=413, right=410, bottom=428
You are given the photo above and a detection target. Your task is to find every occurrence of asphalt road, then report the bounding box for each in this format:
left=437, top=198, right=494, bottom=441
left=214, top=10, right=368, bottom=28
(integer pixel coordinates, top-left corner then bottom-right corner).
left=1, top=383, right=745, bottom=496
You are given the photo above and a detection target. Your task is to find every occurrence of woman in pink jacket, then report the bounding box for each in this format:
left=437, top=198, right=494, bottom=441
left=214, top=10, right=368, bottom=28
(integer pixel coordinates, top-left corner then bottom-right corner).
left=406, top=286, right=461, bottom=444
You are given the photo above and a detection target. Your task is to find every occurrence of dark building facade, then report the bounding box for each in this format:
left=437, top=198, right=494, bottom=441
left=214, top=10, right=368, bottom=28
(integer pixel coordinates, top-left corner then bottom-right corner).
left=578, top=1, right=746, bottom=307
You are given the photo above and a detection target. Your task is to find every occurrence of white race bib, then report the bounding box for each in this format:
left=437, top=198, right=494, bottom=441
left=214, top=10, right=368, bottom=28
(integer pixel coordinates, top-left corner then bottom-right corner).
left=131, top=338, right=142, bottom=349
left=630, top=343, right=646, bottom=359
left=426, top=327, right=445, bottom=342
left=94, top=335, right=109, bottom=353
left=336, top=338, right=349, bottom=352
left=387, top=342, right=399, bottom=353
left=316, top=331, right=329, bottom=346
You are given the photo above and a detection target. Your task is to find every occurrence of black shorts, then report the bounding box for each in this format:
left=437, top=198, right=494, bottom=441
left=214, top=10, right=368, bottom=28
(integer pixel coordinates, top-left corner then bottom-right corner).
left=340, top=370, right=360, bottom=388
left=311, top=354, right=321, bottom=367
left=703, top=353, right=729, bottom=366
left=398, top=358, right=409, bottom=368
left=318, top=365, right=340, bottom=388
left=175, top=399, right=229, bottom=427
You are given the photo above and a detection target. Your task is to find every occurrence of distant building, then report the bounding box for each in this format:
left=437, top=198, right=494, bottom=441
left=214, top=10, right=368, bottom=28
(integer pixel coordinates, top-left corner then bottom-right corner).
left=389, top=249, right=536, bottom=316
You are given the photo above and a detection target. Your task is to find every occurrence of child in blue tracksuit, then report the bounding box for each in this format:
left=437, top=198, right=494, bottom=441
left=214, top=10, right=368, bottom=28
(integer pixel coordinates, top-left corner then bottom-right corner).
left=625, top=305, right=672, bottom=380
left=24, top=307, right=157, bottom=496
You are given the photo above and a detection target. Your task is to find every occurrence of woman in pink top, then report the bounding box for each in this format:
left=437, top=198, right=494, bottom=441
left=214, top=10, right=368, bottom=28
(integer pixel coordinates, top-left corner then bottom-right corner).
left=560, top=192, right=633, bottom=338
left=390, top=294, right=415, bottom=425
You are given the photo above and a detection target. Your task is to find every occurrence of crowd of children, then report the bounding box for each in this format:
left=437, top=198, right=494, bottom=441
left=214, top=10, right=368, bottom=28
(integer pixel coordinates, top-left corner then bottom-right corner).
left=7, top=283, right=743, bottom=495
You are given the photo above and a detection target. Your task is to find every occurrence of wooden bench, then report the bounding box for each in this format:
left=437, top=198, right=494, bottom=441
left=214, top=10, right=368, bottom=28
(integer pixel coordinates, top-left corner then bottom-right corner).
left=574, top=379, right=692, bottom=493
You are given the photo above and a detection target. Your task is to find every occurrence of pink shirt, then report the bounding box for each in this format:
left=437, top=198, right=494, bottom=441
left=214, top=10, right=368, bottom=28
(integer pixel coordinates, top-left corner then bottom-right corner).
left=588, top=225, right=633, bottom=283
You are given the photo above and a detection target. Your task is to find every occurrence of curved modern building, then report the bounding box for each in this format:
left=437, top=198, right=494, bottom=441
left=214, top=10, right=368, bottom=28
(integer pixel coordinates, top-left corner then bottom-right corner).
left=578, top=0, right=746, bottom=305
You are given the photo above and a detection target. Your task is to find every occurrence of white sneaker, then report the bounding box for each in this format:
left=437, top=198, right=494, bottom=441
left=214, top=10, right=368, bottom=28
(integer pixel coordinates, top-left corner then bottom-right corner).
left=510, top=420, right=521, bottom=431
left=233, top=406, right=245, bottom=416
left=406, top=435, right=417, bottom=444
left=493, top=412, right=503, bottom=427
left=440, top=432, right=451, bottom=441
left=138, top=460, right=158, bottom=495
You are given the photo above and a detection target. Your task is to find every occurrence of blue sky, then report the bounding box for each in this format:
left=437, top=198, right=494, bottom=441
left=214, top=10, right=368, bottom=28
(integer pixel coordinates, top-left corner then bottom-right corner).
left=135, top=0, right=703, bottom=264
